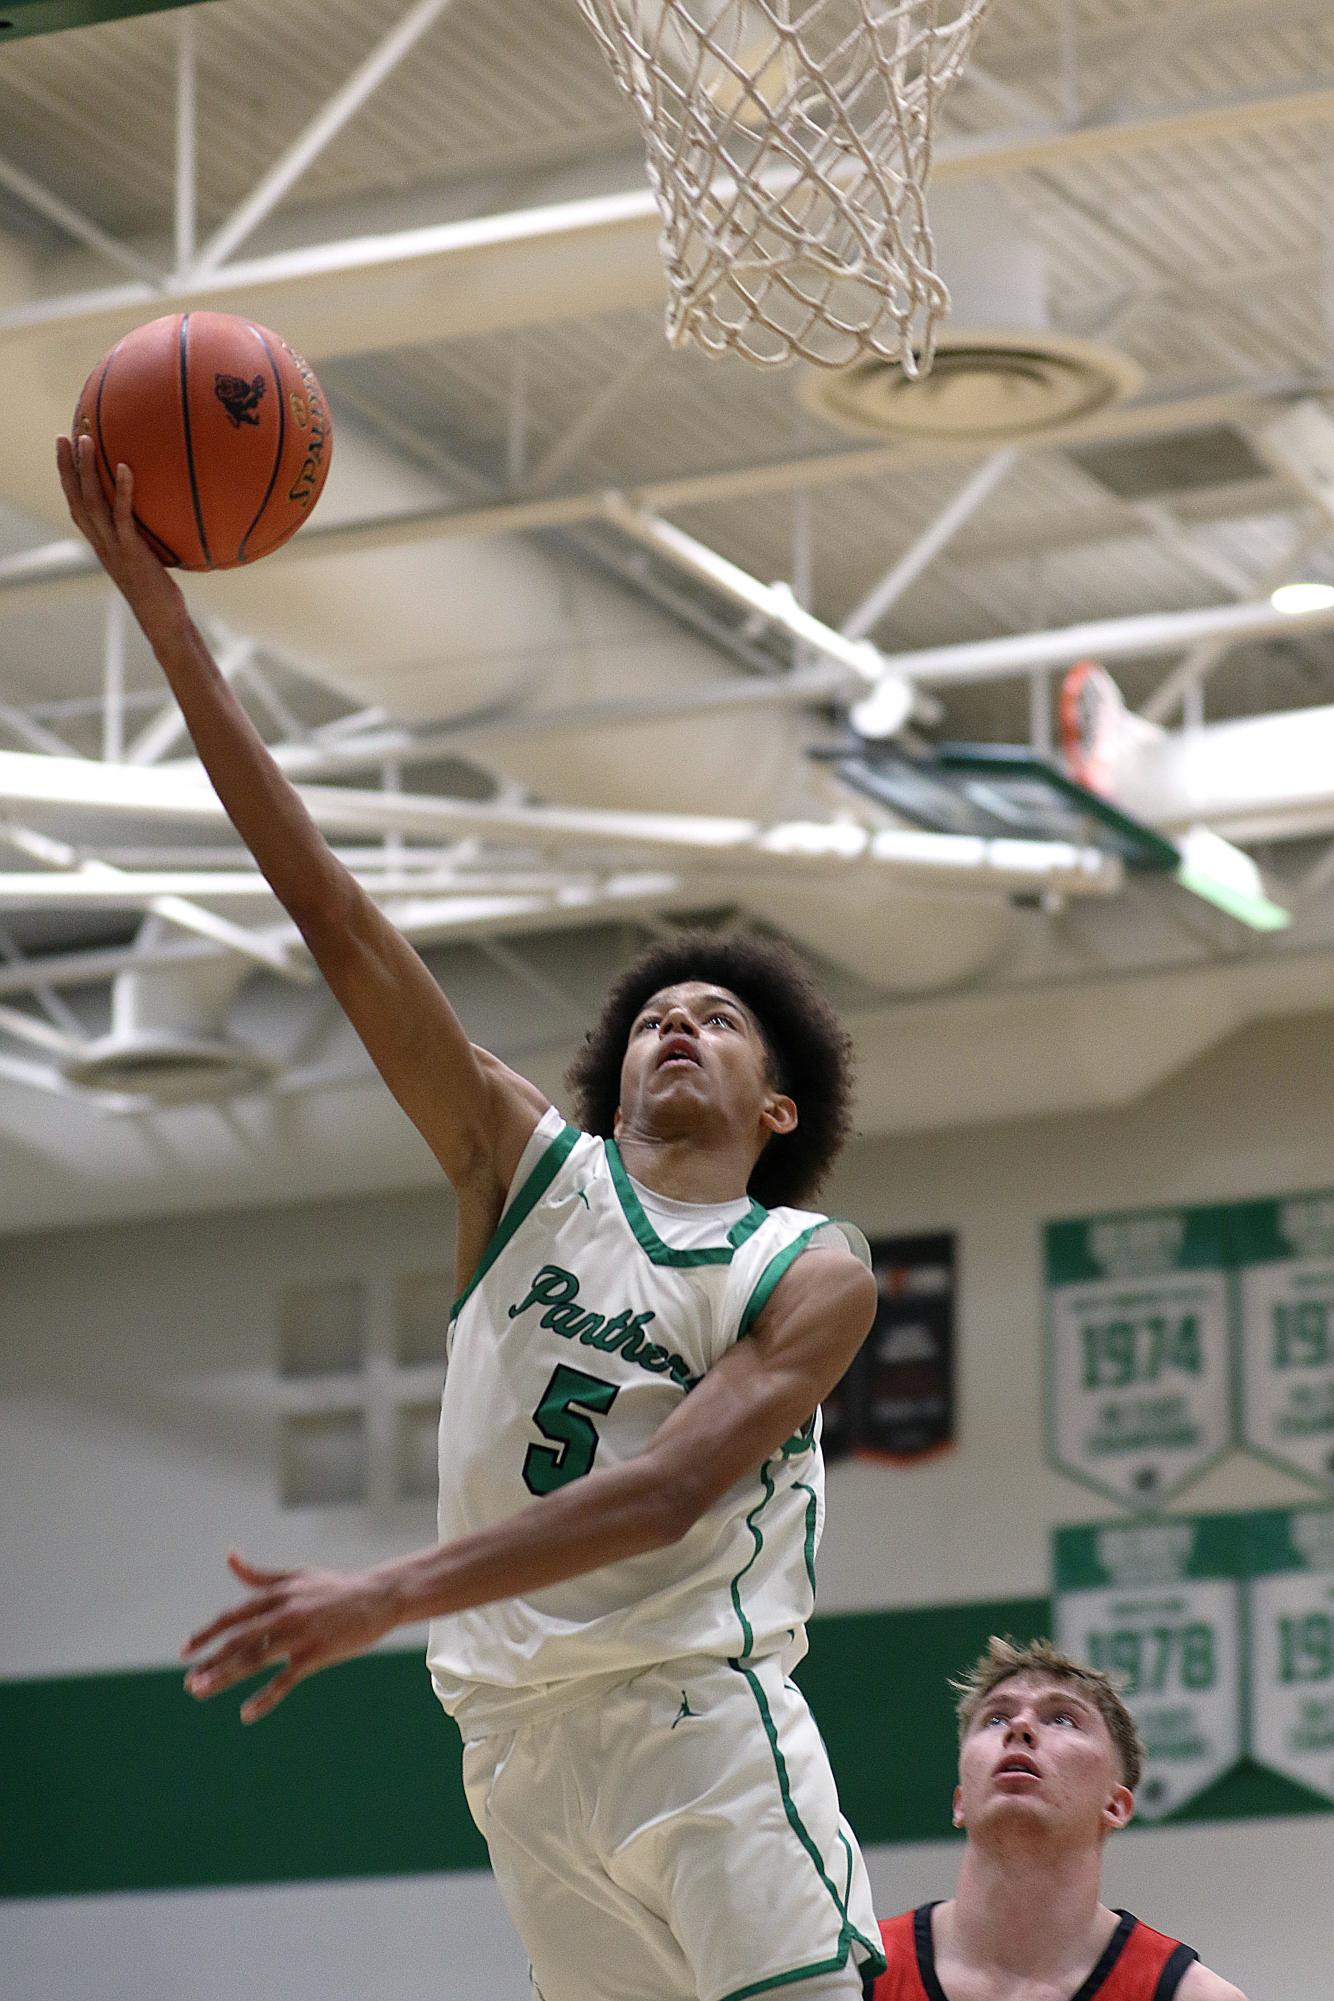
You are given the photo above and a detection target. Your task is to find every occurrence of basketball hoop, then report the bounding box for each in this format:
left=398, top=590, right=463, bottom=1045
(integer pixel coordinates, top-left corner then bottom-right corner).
left=576, top=0, right=995, bottom=371
left=1059, top=660, right=1126, bottom=799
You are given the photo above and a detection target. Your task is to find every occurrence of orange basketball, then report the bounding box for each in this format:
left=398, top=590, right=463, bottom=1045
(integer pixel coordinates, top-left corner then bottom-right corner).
left=72, top=311, right=332, bottom=570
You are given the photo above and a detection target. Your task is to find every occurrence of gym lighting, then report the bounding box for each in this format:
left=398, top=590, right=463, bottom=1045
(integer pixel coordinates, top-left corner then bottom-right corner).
left=1271, top=582, right=1334, bottom=615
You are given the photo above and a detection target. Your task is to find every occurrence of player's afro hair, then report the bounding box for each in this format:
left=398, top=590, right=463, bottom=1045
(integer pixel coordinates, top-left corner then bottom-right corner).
left=566, top=930, right=855, bottom=1210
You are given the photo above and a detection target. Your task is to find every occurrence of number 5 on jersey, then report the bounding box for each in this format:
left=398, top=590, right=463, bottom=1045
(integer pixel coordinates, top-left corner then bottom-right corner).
left=524, top=1364, right=621, bottom=1495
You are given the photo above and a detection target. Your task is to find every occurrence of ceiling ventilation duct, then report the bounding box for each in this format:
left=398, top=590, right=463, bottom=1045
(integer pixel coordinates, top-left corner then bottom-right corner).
left=801, top=186, right=1141, bottom=444
left=62, top=923, right=274, bottom=1106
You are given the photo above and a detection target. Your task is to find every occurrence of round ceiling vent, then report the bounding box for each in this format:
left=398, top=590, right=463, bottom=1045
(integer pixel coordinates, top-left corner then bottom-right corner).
left=802, top=332, right=1143, bottom=443
left=63, top=1032, right=276, bottom=1107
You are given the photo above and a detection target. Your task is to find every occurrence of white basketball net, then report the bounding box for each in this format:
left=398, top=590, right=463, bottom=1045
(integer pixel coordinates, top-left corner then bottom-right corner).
left=577, top=0, right=994, bottom=370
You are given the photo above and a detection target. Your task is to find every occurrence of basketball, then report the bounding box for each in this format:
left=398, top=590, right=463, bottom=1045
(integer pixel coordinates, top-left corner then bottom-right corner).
left=71, top=311, right=332, bottom=571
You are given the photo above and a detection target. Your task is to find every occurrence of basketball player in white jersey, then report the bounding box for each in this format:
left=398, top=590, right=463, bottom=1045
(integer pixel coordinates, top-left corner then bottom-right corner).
left=59, top=435, right=887, bottom=2001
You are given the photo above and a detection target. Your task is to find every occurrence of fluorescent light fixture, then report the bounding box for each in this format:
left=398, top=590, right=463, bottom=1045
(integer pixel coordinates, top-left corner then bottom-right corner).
left=1271, top=582, right=1334, bottom=615
left=1174, top=826, right=1291, bottom=932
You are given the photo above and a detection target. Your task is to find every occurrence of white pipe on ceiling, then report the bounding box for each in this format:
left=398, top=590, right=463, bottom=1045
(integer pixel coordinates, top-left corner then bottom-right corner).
left=0, top=751, right=1120, bottom=896
left=874, top=594, right=1334, bottom=686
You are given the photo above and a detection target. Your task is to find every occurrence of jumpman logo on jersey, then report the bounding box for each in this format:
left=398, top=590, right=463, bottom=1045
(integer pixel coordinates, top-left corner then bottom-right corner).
left=672, top=1691, right=700, bottom=1728
left=573, top=1185, right=591, bottom=1210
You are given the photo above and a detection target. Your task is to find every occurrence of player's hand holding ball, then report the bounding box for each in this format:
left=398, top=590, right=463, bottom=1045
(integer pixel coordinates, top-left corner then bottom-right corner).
left=58, top=310, right=332, bottom=635
left=56, top=434, right=186, bottom=642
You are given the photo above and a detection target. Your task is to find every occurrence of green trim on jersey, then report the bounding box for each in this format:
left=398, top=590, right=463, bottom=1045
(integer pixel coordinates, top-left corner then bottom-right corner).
left=718, top=1663, right=887, bottom=2001
left=738, top=1222, right=823, bottom=1337
left=450, top=1121, right=580, bottom=1320
left=717, top=1953, right=856, bottom=2001
left=794, top=1479, right=819, bottom=1607
left=730, top=1459, right=779, bottom=1659
left=604, top=1137, right=766, bottom=1267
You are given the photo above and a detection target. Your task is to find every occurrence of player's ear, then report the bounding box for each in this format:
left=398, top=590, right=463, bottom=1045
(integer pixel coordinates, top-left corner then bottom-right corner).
left=761, top=1092, right=797, bottom=1137
left=612, top=1106, right=623, bottom=1139
left=951, top=1783, right=965, bottom=1830
left=1102, top=1783, right=1134, bottom=1833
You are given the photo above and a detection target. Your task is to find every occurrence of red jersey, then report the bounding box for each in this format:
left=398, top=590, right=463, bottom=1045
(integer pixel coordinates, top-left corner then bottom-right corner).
left=870, top=1905, right=1199, bottom=2000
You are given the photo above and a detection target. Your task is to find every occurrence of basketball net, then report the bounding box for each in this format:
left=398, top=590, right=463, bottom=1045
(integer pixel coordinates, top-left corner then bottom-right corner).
left=576, top=0, right=995, bottom=371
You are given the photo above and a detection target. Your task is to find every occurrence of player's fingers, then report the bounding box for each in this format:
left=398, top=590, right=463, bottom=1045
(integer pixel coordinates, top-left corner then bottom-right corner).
left=73, top=434, right=115, bottom=539
left=241, top=1660, right=311, bottom=1725
left=56, top=436, right=105, bottom=551
left=181, top=1588, right=282, bottom=1658
left=112, top=462, right=137, bottom=543
left=185, top=1623, right=287, bottom=1699
left=227, top=1549, right=292, bottom=1589
left=55, top=438, right=87, bottom=522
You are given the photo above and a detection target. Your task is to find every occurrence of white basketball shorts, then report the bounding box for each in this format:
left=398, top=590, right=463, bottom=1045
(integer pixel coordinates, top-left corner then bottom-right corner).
left=459, top=1652, right=885, bottom=2001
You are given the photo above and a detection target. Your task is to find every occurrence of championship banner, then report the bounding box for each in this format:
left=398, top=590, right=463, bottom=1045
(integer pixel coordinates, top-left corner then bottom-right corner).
left=1052, top=1517, right=1245, bottom=1821
left=1233, top=1193, right=1334, bottom=1494
left=1247, top=1505, right=1334, bottom=1806
left=1045, top=1207, right=1233, bottom=1509
left=821, top=1232, right=956, bottom=1464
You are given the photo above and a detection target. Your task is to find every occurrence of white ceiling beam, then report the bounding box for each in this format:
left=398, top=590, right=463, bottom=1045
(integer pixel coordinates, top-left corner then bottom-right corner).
left=0, top=832, right=1121, bottom=905
left=0, top=934, right=223, bottom=1001
left=0, top=748, right=757, bottom=843
left=0, top=1048, right=81, bottom=1099
left=0, top=750, right=1119, bottom=892
left=1130, top=500, right=1258, bottom=601
left=1119, top=704, right=1334, bottom=845
left=1138, top=521, right=1324, bottom=726
left=601, top=497, right=927, bottom=732
left=0, top=920, right=86, bottom=1035
left=521, top=333, right=663, bottom=494
left=173, top=7, right=198, bottom=274
left=840, top=450, right=1017, bottom=641
left=0, top=154, right=165, bottom=288
left=0, top=1002, right=86, bottom=1059
left=0, top=818, right=310, bottom=981
left=0, top=691, right=82, bottom=759
left=870, top=594, right=1334, bottom=687
left=1, top=381, right=1324, bottom=606
left=6, top=84, right=1334, bottom=360
left=186, top=0, right=460, bottom=281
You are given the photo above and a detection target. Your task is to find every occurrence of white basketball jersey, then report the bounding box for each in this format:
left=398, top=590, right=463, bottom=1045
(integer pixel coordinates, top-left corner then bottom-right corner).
left=427, top=1106, right=862, bottom=1728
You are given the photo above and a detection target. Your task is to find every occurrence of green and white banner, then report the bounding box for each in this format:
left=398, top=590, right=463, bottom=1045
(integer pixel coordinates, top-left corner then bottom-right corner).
left=1045, top=1207, right=1234, bottom=1510
left=1233, top=1194, right=1334, bottom=1491
left=1248, top=1506, right=1334, bottom=1806
left=1052, top=1516, right=1245, bottom=1820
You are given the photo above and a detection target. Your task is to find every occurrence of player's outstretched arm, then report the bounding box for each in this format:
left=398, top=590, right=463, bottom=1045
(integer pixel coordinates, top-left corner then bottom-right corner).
left=56, top=436, right=546, bottom=1203
left=181, top=1245, right=875, bottom=1719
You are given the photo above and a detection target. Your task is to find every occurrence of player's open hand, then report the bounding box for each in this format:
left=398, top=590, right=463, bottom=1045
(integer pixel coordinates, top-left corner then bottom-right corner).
left=181, top=1549, right=402, bottom=1723
left=55, top=432, right=185, bottom=635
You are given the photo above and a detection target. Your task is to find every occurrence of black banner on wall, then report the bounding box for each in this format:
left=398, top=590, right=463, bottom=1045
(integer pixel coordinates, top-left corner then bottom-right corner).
left=822, top=1232, right=957, bottom=1463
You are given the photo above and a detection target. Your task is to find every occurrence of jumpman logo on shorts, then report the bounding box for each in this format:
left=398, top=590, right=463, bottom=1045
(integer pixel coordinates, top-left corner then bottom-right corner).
left=672, top=1691, right=700, bottom=1728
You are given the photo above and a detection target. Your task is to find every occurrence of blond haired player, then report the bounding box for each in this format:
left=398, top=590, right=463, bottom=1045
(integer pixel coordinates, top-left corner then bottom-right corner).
left=871, top=1638, right=1248, bottom=2001
left=58, top=433, right=886, bottom=2001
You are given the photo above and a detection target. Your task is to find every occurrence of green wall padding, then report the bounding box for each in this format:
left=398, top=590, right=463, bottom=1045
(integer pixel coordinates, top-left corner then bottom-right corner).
left=4, top=1596, right=1328, bottom=1899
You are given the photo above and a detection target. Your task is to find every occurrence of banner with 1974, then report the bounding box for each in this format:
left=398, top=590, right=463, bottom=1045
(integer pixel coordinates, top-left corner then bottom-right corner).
left=1045, top=1206, right=1234, bottom=1510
